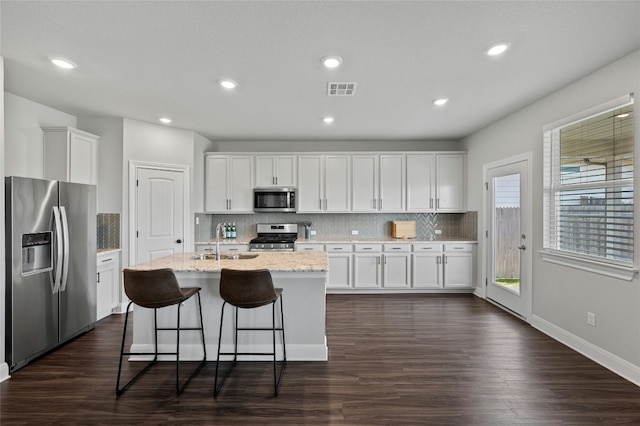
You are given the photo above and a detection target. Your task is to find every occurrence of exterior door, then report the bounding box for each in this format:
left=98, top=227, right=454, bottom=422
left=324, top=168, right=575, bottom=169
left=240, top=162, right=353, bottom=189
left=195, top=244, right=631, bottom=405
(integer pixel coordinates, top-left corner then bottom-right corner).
left=135, top=167, right=186, bottom=263
left=485, top=154, right=532, bottom=320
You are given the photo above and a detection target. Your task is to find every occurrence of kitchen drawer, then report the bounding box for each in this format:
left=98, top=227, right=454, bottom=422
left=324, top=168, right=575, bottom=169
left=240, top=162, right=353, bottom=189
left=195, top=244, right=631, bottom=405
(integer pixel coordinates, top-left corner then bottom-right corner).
left=443, top=243, right=472, bottom=252
left=296, top=243, right=325, bottom=252
left=383, top=244, right=411, bottom=253
left=412, top=243, right=442, bottom=252
left=354, top=244, right=382, bottom=252
left=325, top=244, right=353, bottom=252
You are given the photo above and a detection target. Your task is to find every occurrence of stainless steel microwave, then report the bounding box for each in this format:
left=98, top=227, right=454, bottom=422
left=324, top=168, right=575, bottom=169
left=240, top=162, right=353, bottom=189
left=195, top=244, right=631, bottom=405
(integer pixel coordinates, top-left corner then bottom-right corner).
left=253, top=187, right=296, bottom=212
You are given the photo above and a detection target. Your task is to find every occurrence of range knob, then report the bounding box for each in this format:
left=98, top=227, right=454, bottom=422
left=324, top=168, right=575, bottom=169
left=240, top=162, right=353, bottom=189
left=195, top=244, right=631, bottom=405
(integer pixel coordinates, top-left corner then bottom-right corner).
left=270, top=244, right=274, bottom=249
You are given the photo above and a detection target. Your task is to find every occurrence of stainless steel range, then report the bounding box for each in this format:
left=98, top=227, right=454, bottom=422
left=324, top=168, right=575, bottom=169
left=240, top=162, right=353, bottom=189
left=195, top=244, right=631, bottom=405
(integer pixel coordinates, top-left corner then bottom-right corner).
left=249, top=223, right=298, bottom=252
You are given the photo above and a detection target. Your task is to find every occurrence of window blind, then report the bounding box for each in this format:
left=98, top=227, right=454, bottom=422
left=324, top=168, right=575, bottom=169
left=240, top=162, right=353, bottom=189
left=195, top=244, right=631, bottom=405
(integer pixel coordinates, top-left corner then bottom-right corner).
left=544, top=96, right=634, bottom=265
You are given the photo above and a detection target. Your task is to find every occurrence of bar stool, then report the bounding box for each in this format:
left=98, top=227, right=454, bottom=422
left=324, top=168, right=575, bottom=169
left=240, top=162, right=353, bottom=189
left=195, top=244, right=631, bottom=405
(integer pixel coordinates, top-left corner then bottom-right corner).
left=214, top=268, right=286, bottom=397
left=116, top=268, right=206, bottom=396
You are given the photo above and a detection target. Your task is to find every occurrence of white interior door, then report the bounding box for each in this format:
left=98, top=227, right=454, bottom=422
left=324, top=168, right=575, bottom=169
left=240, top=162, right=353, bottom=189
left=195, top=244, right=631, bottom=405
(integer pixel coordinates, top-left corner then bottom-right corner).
left=485, top=154, right=532, bottom=320
left=135, top=167, right=186, bottom=263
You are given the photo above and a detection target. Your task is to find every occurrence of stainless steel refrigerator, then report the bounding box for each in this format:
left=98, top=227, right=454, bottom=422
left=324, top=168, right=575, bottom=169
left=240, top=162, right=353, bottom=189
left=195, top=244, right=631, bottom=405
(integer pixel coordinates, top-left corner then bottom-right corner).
left=5, top=176, right=96, bottom=372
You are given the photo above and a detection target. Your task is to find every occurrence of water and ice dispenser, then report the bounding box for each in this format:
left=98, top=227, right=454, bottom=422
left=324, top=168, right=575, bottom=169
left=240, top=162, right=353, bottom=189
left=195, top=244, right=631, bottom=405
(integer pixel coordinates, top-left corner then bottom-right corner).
left=21, top=232, right=53, bottom=275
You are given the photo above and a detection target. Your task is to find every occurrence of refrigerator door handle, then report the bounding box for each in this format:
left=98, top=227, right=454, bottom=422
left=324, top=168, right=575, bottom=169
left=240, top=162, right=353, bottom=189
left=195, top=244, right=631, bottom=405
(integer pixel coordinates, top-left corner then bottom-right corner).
left=59, top=206, right=70, bottom=292
left=51, top=206, right=63, bottom=294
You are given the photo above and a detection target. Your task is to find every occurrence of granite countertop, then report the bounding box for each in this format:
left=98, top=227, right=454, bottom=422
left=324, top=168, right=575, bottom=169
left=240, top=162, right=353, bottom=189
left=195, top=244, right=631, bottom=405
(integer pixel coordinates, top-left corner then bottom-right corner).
left=295, top=237, right=478, bottom=244
left=195, top=238, right=477, bottom=245
left=127, top=251, right=329, bottom=273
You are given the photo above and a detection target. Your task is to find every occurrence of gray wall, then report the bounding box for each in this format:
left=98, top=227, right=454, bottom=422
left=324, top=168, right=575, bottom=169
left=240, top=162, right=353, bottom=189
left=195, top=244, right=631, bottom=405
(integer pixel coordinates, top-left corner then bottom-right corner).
left=462, top=50, right=640, bottom=369
left=4, top=92, right=76, bottom=179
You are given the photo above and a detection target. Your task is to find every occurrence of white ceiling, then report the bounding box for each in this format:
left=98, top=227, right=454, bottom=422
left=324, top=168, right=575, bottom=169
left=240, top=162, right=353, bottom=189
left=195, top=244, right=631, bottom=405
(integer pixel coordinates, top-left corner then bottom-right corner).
left=2, top=1, right=640, bottom=142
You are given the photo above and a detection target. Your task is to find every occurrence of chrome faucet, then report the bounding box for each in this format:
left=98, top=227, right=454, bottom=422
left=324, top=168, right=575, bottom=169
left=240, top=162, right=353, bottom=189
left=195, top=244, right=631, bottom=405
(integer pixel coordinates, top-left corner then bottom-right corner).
left=215, top=223, right=222, bottom=260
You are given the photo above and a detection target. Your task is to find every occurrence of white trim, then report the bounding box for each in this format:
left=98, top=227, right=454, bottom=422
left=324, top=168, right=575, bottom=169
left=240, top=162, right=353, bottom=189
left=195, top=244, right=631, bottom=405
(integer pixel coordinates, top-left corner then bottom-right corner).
left=531, top=314, right=640, bottom=387
left=539, top=250, right=637, bottom=281
left=0, top=363, right=10, bottom=383
left=128, top=161, right=191, bottom=266
left=542, top=93, right=634, bottom=132
left=128, top=342, right=328, bottom=362
left=481, top=152, right=533, bottom=321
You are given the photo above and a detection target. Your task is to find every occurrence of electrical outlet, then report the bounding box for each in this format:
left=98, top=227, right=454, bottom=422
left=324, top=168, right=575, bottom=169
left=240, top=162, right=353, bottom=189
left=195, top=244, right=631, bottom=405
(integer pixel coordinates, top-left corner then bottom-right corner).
left=587, top=312, right=596, bottom=327
left=195, top=217, right=199, bottom=225
left=310, top=230, right=317, bottom=236
left=435, top=230, right=442, bottom=235
left=351, top=230, right=359, bottom=235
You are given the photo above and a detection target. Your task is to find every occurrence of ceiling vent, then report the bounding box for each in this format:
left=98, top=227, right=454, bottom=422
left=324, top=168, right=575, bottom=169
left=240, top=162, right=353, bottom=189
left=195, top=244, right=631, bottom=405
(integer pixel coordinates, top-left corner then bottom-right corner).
left=327, top=82, right=357, bottom=96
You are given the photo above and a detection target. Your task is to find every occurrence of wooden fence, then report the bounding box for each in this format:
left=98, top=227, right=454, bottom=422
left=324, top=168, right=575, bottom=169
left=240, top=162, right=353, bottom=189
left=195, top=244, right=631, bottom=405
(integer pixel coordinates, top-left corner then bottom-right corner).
left=495, top=207, right=520, bottom=279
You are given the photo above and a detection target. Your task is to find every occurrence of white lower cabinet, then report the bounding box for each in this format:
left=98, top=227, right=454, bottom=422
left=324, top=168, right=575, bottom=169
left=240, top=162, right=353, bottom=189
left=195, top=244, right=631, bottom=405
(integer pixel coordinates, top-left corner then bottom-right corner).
left=294, top=241, right=474, bottom=292
left=97, top=252, right=120, bottom=320
left=382, top=244, right=411, bottom=288
left=443, top=244, right=473, bottom=288
left=353, top=244, right=382, bottom=288
left=411, top=243, right=474, bottom=289
left=412, top=243, right=443, bottom=288
left=326, top=244, right=352, bottom=289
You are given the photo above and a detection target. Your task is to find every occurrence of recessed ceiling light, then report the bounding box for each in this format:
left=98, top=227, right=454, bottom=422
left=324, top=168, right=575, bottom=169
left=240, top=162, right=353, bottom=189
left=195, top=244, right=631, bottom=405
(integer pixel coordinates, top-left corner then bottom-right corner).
left=159, top=117, right=172, bottom=124
left=616, top=113, right=630, bottom=118
left=49, top=57, right=77, bottom=69
left=433, top=98, right=449, bottom=106
left=323, top=116, right=335, bottom=124
left=322, top=56, right=342, bottom=69
left=218, top=79, right=238, bottom=89
left=485, top=42, right=511, bottom=57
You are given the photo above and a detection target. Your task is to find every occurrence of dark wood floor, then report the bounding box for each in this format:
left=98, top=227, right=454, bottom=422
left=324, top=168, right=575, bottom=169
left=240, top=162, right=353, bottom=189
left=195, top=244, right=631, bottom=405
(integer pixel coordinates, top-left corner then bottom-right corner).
left=2, top=294, right=640, bottom=425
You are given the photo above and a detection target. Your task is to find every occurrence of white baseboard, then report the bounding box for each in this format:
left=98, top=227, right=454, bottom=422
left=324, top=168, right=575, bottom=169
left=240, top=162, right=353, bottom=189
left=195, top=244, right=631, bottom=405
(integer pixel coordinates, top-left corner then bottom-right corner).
left=127, top=341, right=328, bottom=362
left=531, top=314, right=640, bottom=387
left=0, top=362, right=10, bottom=383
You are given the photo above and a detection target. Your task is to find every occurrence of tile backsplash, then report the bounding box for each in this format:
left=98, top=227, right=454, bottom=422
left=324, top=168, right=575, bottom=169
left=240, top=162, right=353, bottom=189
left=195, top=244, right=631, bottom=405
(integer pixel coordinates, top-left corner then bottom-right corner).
left=195, top=212, right=477, bottom=242
left=97, top=213, right=120, bottom=249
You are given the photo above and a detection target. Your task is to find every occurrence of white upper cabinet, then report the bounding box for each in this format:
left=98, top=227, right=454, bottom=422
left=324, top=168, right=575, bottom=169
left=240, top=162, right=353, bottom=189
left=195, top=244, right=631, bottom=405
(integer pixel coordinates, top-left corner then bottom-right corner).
left=324, top=155, right=351, bottom=212
left=297, top=154, right=350, bottom=212
left=379, top=154, right=405, bottom=212
left=436, top=154, right=466, bottom=212
left=406, top=153, right=465, bottom=213
left=351, top=155, right=379, bottom=212
left=204, top=154, right=254, bottom=213
left=255, top=155, right=296, bottom=187
left=43, top=127, right=99, bottom=185
left=297, top=155, right=323, bottom=212
left=406, top=153, right=435, bottom=211
left=206, top=151, right=465, bottom=214
left=352, top=154, right=404, bottom=212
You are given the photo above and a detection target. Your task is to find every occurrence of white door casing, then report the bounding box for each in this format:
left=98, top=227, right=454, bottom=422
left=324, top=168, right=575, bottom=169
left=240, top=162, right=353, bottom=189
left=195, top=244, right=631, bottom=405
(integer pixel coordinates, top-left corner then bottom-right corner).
left=483, top=153, right=533, bottom=321
left=130, top=162, right=190, bottom=265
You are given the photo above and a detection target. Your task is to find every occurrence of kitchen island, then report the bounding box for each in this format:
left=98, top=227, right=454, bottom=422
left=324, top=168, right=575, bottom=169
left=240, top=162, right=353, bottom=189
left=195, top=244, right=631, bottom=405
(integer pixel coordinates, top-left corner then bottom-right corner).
left=125, top=251, right=329, bottom=361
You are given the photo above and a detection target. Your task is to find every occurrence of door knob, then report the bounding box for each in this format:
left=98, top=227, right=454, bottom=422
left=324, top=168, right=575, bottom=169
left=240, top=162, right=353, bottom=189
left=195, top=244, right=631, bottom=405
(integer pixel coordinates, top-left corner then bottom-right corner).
left=176, top=239, right=182, bottom=244
left=518, top=244, right=526, bottom=250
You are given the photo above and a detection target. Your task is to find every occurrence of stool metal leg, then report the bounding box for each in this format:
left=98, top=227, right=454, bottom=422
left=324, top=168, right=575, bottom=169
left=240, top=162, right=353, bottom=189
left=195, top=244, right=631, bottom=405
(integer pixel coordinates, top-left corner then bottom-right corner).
left=116, top=293, right=206, bottom=396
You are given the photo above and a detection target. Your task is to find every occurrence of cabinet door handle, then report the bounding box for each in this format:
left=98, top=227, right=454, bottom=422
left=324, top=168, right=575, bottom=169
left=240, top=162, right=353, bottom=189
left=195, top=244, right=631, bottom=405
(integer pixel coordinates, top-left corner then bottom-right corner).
left=334, top=247, right=343, bottom=250
left=444, top=255, right=448, bottom=264
left=320, top=199, right=323, bottom=209
left=430, top=198, right=433, bottom=209
left=380, top=198, right=383, bottom=210
left=101, top=258, right=113, bottom=263
left=437, top=198, right=440, bottom=209
left=391, top=247, right=401, bottom=250
left=97, top=272, right=101, bottom=283
left=383, top=254, right=387, bottom=264
left=362, top=247, right=372, bottom=250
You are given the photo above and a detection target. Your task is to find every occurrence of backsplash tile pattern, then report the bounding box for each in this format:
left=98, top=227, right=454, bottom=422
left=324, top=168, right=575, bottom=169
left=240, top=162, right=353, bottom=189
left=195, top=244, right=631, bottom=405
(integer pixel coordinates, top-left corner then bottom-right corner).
left=97, top=213, right=120, bottom=249
left=195, top=212, right=477, bottom=242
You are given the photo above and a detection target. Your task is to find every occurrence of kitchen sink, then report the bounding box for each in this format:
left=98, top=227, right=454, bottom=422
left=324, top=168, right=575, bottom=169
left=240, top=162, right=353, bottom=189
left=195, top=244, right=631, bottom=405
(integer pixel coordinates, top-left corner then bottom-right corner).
left=219, top=253, right=259, bottom=260
left=192, top=253, right=258, bottom=260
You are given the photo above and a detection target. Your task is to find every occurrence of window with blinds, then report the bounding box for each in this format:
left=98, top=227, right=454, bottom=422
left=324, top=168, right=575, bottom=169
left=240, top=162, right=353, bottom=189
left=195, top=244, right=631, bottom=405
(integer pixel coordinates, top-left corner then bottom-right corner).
left=543, top=95, right=634, bottom=267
